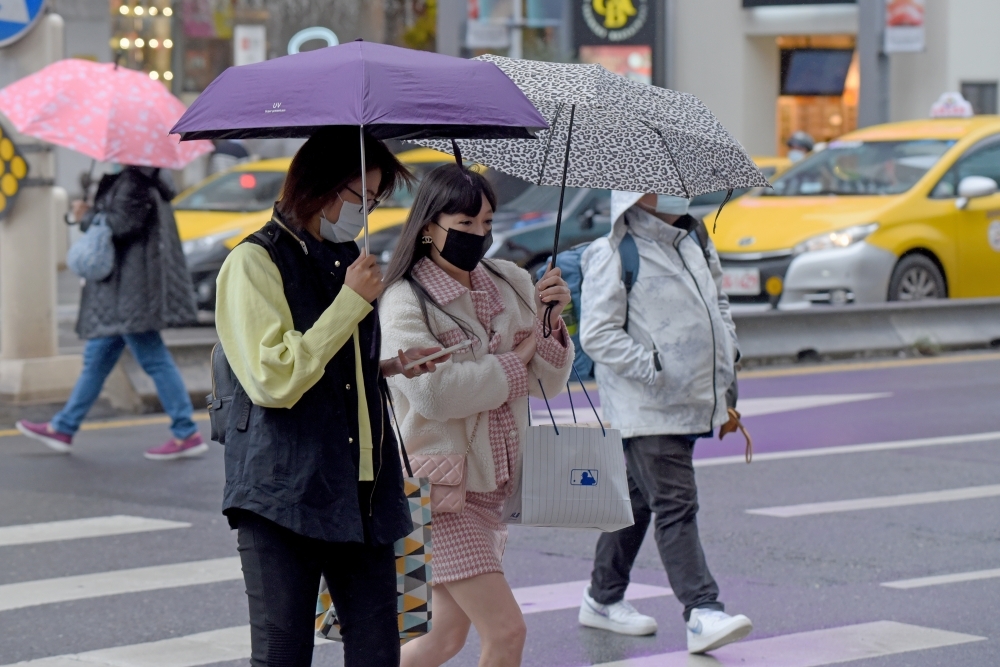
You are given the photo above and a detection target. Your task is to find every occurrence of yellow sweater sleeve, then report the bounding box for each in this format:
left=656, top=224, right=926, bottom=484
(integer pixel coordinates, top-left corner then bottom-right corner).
left=215, top=243, right=373, bottom=410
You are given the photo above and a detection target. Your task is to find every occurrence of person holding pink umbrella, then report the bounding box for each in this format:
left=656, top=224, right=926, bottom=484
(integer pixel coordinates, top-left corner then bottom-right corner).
left=0, top=59, right=213, bottom=459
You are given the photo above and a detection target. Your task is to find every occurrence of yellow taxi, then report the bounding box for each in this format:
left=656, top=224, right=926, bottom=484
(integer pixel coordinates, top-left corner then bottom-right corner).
left=712, top=117, right=1000, bottom=308
left=174, top=147, right=457, bottom=310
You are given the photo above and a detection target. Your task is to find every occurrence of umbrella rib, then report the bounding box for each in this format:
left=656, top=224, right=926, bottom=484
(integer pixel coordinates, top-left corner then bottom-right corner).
left=650, top=124, right=691, bottom=199
left=536, top=103, right=564, bottom=186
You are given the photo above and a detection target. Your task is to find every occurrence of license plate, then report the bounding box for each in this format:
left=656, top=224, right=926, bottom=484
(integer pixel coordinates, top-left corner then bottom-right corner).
left=722, top=268, right=761, bottom=295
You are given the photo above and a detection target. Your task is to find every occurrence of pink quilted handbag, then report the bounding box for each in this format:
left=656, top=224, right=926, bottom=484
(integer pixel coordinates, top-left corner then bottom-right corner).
left=408, top=455, right=467, bottom=513
left=404, top=413, right=482, bottom=513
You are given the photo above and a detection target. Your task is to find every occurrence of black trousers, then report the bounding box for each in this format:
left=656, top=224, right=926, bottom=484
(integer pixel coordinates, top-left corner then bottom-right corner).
left=590, top=434, right=723, bottom=621
left=235, top=511, right=399, bottom=667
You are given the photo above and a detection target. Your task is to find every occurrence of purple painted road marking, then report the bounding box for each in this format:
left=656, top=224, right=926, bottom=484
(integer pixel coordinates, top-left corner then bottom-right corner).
left=592, top=621, right=983, bottom=667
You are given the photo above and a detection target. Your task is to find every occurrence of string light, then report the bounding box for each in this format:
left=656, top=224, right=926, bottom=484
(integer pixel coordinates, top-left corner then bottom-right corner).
left=163, top=38, right=173, bottom=48
left=148, top=6, right=158, bottom=15
left=119, top=37, right=130, bottom=49
left=149, top=71, right=160, bottom=80
left=162, top=7, right=173, bottom=16
left=134, top=5, right=144, bottom=15
left=135, top=38, right=145, bottom=48
left=149, top=38, right=159, bottom=48
left=163, top=71, right=174, bottom=81
left=119, top=5, right=129, bottom=14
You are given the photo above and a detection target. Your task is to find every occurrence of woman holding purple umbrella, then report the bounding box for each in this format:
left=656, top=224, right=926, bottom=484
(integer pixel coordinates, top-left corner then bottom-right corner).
left=214, top=127, right=447, bottom=667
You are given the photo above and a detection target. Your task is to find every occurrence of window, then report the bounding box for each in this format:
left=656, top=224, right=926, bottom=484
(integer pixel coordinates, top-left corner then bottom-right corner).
left=930, top=137, right=1000, bottom=198
left=960, top=82, right=998, bottom=115
left=765, top=139, right=954, bottom=196
left=173, top=171, right=286, bottom=212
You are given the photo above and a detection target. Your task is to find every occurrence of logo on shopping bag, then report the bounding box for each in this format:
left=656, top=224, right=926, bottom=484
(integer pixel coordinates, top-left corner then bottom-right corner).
left=571, top=469, right=599, bottom=486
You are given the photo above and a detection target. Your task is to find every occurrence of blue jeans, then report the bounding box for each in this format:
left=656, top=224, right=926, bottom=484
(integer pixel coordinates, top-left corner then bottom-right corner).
left=51, top=331, right=198, bottom=440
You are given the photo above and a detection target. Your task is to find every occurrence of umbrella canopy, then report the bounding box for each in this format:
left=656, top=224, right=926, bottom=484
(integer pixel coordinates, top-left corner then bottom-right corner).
left=0, top=59, right=212, bottom=169
left=421, top=55, right=769, bottom=198
left=170, top=41, right=548, bottom=141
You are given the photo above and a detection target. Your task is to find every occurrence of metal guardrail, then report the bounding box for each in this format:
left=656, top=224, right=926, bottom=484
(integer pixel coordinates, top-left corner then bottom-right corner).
left=108, top=298, right=1000, bottom=407
left=732, top=297, right=1000, bottom=362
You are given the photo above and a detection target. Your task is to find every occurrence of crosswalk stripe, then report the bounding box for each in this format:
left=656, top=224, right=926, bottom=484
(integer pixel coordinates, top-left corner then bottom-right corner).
left=882, top=567, right=1000, bottom=589
left=747, top=484, right=1000, bottom=518
left=695, top=430, right=1000, bottom=467
left=5, top=619, right=982, bottom=667
left=514, top=580, right=671, bottom=614
left=3, top=625, right=251, bottom=667
left=0, top=516, right=189, bottom=548
left=0, top=557, right=242, bottom=612
left=594, top=621, right=984, bottom=667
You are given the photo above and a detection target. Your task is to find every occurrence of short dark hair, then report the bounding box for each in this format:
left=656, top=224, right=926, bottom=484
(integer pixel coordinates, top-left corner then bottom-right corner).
left=276, top=126, right=412, bottom=228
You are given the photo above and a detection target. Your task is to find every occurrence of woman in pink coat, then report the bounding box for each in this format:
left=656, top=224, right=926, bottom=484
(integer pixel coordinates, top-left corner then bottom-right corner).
left=380, top=164, right=574, bottom=667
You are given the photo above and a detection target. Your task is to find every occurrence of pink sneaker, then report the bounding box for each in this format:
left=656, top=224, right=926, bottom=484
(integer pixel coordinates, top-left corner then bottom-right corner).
left=144, top=433, right=208, bottom=461
left=16, top=420, right=73, bottom=453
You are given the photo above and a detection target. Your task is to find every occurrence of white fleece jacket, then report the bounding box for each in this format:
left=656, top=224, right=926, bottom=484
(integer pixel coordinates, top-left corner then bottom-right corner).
left=380, top=258, right=574, bottom=493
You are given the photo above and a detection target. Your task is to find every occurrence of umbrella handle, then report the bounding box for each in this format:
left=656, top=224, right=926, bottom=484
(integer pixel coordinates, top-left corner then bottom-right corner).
left=360, top=125, right=369, bottom=255
left=543, top=104, right=575, bottom=339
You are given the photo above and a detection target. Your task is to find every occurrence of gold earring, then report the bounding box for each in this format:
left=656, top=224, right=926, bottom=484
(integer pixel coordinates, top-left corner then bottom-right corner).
left=421, top=235, right=433, bottom=244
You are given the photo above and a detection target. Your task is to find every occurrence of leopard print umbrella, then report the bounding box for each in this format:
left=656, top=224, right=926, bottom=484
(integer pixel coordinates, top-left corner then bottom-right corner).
left=419, top=55, right=769, bottom=198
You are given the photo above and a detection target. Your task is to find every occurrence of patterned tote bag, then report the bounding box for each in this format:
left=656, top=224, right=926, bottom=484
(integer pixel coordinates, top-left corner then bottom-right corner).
left=316, top=398, right=433, bottom=643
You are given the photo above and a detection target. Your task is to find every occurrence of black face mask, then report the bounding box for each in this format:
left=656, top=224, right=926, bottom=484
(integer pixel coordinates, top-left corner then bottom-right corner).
left=434, top=223, right=493, bottom=272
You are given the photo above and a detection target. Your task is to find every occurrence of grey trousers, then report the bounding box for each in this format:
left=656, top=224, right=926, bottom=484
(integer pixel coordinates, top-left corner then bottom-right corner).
left=589, top=434, right=723, bottom=621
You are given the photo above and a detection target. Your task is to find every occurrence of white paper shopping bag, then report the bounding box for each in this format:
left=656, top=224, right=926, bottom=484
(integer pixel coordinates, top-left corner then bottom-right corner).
left=503, top=421, right=634, bottom=532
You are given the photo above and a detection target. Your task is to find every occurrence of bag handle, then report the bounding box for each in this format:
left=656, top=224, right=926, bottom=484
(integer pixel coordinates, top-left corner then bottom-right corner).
left=572, top=366, right=606, bottom=437
left=535, top=370, right=607, bottom=438
left=382, top=386, right=414, bottom=478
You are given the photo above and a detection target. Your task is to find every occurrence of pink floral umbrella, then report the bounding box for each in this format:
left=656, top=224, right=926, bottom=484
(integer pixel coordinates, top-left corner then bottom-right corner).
left=0, top=59, right=213, bottom=169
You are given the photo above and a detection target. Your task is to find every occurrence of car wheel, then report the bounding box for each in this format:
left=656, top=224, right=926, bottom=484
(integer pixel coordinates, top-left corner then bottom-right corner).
left=888, top=254, right=946, bottom=301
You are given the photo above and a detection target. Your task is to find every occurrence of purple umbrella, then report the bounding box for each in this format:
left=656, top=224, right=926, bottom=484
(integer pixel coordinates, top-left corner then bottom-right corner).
left=170, top=40, right=546, bottom=142
left=171, top=40, right=546, bottom=250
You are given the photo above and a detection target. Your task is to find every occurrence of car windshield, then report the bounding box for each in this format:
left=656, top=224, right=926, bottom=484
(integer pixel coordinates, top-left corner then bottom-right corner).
left=763, top=139, right=955, bottom=196
left=380, top=162, right=452, bottom=209
left=174, top=170, right=286, bottom=212
left=493, top=185, right=587, bottom=228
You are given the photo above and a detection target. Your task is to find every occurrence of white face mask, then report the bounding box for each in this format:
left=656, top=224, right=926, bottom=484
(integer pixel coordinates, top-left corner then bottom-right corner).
left=319, top=192, right=366, bottom=243
left=653, top=194, right=690, bottom=216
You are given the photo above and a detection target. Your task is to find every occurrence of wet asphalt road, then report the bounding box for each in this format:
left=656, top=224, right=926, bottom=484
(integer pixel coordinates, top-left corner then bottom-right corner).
left=1, top=351, right=999, bottom=666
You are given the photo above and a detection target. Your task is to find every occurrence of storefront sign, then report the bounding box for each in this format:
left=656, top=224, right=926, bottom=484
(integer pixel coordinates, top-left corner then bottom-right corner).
left=575, top=0, right=655, bottom=46
left=884, top=0, right=925, bottom=53
left=234, top=25, right=266, bottom=66
left=743, top=0, right=854, bottom=6
left=0, top=0, right=45, bottom=48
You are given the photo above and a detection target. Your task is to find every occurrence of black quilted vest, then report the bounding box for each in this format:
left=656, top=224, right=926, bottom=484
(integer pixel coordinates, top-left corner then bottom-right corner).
left=221, top=218, right=411, bottom=545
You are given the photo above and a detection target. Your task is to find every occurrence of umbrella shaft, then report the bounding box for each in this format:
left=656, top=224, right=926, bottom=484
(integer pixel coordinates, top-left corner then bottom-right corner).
left=360, top=126, right=369, bottom=255
left=551, top=104, right=576, bottom=263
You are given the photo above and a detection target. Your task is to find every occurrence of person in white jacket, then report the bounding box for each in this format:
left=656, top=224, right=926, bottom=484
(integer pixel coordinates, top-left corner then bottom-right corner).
left=577, top=191, right=753, bottom=654
left=380, top=164, right=574, bottom=667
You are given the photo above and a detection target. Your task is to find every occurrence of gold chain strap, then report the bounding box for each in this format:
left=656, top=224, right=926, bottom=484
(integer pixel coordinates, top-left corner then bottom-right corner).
left=465, top=412, right=483, bottom=457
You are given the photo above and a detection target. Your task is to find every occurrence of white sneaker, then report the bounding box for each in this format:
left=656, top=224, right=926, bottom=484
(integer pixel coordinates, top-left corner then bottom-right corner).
left=578, top=586, right=657, bottom=636
left=686, top=608, right=753, bottom=654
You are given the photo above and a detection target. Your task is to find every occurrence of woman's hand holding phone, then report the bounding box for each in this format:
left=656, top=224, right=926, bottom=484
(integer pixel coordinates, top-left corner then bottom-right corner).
left=381, top=347, right=453, bottom=379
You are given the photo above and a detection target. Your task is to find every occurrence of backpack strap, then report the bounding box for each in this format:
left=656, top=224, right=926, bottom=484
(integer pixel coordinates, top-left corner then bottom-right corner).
left=618, top=231, right=640, bottom=331
left=689, top=219, right=712, bottom=263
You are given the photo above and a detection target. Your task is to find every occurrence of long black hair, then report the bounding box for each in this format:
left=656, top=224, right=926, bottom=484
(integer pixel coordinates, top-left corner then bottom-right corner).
left=384, top=163, right=531, bottom=346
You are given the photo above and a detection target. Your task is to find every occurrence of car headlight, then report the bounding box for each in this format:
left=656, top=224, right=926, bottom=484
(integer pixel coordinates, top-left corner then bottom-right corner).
left=793, top=223, right=879, bottom=255
left=182, top=229, right=242, bottom=258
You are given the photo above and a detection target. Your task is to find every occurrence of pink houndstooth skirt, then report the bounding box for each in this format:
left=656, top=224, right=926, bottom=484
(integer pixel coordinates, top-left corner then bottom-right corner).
left=430, top=485, right=512, bottom=584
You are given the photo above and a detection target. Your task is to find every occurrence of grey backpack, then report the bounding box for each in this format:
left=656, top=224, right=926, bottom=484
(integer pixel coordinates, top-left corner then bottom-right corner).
left=207, top=342, right=242, bottom=444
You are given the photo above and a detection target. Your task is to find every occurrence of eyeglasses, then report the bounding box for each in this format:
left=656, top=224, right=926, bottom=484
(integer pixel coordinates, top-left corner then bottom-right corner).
left=344, top=186, right=381, bottom=214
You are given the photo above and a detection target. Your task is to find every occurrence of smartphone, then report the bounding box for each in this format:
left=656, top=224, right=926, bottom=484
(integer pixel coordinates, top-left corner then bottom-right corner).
left=403, top=340, right=473, bottom=371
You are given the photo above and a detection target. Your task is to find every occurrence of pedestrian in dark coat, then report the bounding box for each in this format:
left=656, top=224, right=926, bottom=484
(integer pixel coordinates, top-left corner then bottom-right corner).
left=17, top=166, right=205, bottom=461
